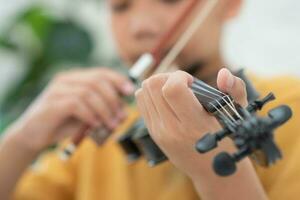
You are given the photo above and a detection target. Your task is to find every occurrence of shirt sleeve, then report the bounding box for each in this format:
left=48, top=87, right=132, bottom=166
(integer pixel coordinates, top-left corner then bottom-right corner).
left=12, top=149, right=76, bottom=200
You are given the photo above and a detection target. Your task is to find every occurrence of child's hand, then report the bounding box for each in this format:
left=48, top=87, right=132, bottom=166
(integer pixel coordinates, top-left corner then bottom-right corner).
left=9, top=67, right=134, bottom=152
left=135, top=68, right=248, bottom=179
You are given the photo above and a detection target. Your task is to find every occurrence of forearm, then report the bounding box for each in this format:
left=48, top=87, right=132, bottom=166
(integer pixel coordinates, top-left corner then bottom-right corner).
left=191, top=158, right=268, bottom=200
left=0, top=125, right=40, bottom=199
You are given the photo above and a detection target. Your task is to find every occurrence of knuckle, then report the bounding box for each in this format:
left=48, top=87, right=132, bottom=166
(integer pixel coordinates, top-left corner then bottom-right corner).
left=162, top=81, right=178, bottom=99
left=236, top=77, right=246, bottom=88
left=109, top=92, right=119, bottom=102
left=174, top=70, right=186, bottom=76
left=84, top=79, right=99, bottom=91
left=64, top=99, right=77, bottom=111
left=147, top=74, right=165, bottom=90
left=108, top=97, right=120, bottom=110
left=141, top=79, right=150, bottom=89
left=174, top=70, right=190, bottom=80
left=135, top=89, right=143, bottom=99
left=78, top=88, right=92, bottom=99
left=77, top=88, right=87, bottom=99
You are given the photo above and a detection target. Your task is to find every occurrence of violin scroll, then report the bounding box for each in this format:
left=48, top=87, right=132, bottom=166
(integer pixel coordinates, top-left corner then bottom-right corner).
left=196, top=93, right=293, bottom=176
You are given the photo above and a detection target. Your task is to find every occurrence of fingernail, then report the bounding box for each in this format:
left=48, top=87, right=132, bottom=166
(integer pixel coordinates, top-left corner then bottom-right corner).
left=226, top=70, right=234, bottom=90
left=123, top=83, right=135, bottom=95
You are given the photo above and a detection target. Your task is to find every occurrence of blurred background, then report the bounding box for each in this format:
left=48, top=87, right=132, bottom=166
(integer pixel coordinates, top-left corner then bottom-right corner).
left=0, top=0, right=299, bottom=132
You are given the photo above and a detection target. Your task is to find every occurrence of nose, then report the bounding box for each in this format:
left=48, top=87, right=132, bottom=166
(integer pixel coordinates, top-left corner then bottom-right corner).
left=128, top=3, right=162, bottom=43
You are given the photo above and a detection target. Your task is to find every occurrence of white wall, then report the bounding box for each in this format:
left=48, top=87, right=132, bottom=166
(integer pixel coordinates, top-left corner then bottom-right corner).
left=223, top=0, right=300, bottom=76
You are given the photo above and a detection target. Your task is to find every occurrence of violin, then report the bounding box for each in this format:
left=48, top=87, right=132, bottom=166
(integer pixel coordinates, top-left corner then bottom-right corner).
left=120, top=72, right=292, bottom=176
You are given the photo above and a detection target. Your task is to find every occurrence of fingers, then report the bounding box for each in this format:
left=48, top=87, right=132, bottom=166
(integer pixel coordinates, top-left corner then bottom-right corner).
left=135, top=89, right=149, bottom=120
left=136, top=71, right=208, bottom=129
left=141, top=74, right=179, bottom=131
left=85, top=92, right=118, bottom=130
left=217, top=68, right=248, bottom=107
left=161, top=71, right=207, bottom=125
left=51, top=67, right=132, bottom=129
left=56, top=67, right=134, bottom=110
left=137, top=79, right=161, bottom=133
left=97, top=68, right=135, bottom=96
left=135, top=89, right=152, bottom=130
left=56, top=98, right=100, bottom=127
left=16, top=67, right=134, bottom=150
left=94, top=81, right=124, bottom=116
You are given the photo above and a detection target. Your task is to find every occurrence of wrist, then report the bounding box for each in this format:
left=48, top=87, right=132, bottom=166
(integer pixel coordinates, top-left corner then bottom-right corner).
left=5, top=123, right=44, bottom=156
left=189, top=158, right=267, bottom=200
left=188, top=156, right=255, bottom=184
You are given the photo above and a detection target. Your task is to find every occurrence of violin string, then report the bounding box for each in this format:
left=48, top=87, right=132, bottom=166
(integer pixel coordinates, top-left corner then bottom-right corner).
left=193, top=80, right=241, bottom=117
left=193, top=79, right=236, bottom=109
left=192, top=84, right=236, bottom=115
left=215, top=100, right=237, bottom=124
left=191, top=83, right=223, bottom=98
left=209, top=102, right=237, bottom=128
left=192, top=82, right=242, bottom=121
left=225, top=95, right=235, bottom=108
left=192, top=90, right=237, bottom=125
left=193, top=80, right=244, bottom=121
left=191, top=88, right=219, bottom=100
left=221, top=96, right=244, bottom=121
left=193, top=78, right=226, bottom=96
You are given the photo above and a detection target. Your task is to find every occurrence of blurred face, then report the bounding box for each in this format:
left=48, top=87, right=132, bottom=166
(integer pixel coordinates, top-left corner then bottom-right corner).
left=108, top=0, right=241, bottom=69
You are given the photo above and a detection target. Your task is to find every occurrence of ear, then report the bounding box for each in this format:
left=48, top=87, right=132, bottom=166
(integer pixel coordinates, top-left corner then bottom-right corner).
left=223, top=0, right=243, bottom=21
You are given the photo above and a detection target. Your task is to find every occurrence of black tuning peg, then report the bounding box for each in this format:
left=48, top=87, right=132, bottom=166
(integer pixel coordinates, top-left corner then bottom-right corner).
left=196, top=129, right=229, bottom=153
left=256, top=92, right=276, bottom=110
left=247, top=92, right=276, bottom=113
left=213, top=152, right=237, bottom=176
left=213, top=148, right=250, bottom=176
left=268, top=105, right=293, bottom=127
left=195, top=134, right=218, bottom=153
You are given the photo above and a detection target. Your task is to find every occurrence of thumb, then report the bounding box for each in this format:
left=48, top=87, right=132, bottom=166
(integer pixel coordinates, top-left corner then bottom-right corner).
left=217, top=68, right=248, bottom=107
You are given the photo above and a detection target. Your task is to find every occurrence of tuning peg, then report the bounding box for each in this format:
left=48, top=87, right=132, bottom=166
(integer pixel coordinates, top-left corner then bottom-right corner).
left=196, top=129, right=229, bottom=153
left=256, top=93, right=276, bottom=109
left=195, top=133, right=218, bottom=153
left=268, top=105, right=293, bottom=127
left=213, top=152, right=237, bottom=176
left=213, top=148, right=250, bottom=176
left=247, top=93, right=276, bottom=112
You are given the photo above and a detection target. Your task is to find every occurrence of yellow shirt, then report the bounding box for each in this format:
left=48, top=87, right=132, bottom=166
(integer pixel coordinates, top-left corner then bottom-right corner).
left=13, top=76, right=300, bottom=200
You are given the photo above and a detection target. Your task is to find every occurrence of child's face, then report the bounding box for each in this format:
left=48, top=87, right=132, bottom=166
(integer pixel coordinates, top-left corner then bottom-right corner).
left=108, top=0, right=241, bottom=69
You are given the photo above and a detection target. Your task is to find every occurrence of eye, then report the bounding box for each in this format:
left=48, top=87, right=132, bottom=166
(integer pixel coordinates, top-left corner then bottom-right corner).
left=160, top=0, right=183, bottom=5
left=110, top=0, right=130, bottom=13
